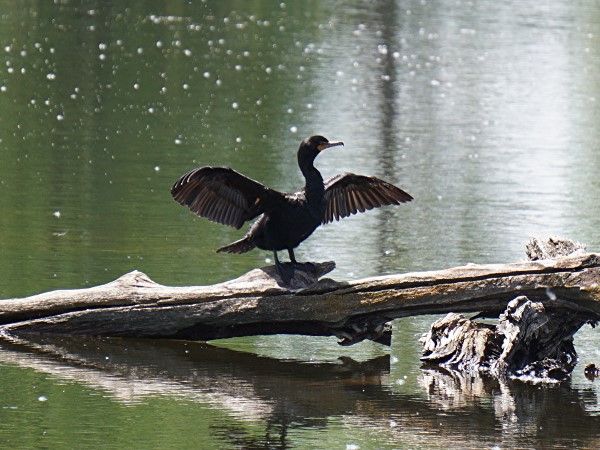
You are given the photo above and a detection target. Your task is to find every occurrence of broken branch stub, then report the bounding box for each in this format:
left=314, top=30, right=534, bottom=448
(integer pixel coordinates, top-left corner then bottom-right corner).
left=420, top=296, right=595, bottom=382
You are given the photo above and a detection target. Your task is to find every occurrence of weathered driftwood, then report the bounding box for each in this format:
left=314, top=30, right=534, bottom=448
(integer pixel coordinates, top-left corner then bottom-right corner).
left=526, top=236, right=587, bottom=261
left=420, top=296, right=595, bottom=382
left=421, top=238, right=596, bottom=382
left=1, top=237, right=600, bottom=347
left=418, top=238, right=598, bottom=382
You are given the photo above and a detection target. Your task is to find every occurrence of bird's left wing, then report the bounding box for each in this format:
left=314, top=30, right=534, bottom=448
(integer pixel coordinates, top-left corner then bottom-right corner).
left=171, top=166, right=285, bottom=229
left=322, top=173, right=413, bottom=224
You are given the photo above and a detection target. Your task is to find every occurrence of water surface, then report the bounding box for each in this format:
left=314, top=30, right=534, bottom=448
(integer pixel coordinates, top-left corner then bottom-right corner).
left=1, top=1, right=600, bottom=448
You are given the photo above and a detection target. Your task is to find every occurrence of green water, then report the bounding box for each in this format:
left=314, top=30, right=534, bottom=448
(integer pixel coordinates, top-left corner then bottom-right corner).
left=1, top=1, right=600, bottom=448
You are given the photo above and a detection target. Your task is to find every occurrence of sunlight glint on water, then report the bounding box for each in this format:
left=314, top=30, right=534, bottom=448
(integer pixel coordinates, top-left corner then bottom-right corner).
left=0, top=1, right=600, bottom=449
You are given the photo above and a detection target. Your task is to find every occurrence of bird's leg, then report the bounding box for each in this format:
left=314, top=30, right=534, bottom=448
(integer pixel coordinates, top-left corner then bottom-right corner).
left=287, top=248, right=297, bottom=264
left=273, top=250, right=283, bottom=270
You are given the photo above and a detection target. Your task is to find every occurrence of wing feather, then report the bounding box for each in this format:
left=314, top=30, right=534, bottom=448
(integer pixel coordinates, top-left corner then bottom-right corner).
left=352, top=190, right=365, bottom=213
left=171, top=166, right=285, bottom=229
left=322, top=173, right=413, bottom=224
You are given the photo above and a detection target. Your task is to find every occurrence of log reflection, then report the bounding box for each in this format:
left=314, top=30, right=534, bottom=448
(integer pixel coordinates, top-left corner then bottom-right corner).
left=0, top=334, right=598, bottom=448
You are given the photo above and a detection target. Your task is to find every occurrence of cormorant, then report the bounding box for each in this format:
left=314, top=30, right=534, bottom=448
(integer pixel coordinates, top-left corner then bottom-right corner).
left=171, top=135, right=413, bottom=282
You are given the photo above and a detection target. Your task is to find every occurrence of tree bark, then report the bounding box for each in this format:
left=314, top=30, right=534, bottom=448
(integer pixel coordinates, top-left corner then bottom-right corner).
left=1, top=238, right=599, bottom=346
left=420, top=295, right=592, bottom=382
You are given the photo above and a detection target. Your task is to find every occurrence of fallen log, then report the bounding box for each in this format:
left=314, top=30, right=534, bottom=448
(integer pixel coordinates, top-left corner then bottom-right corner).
left=1, top=238, right=599, bottom=348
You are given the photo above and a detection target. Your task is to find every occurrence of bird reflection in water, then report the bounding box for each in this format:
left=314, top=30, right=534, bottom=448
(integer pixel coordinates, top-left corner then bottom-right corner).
left=172, top=136, right=412, bottom=283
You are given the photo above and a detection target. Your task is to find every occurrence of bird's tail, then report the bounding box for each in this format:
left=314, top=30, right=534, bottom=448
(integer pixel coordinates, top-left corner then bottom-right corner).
left=216, top=236, right=256, bottom=254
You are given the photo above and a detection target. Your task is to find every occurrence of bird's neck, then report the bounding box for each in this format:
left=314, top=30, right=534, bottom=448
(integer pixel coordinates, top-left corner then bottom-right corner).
left=301, top=164, right=324, bottom=199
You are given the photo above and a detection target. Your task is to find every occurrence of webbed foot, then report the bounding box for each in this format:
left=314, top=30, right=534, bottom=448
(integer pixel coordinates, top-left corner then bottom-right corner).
left=275, top=261, right=296, bottom=285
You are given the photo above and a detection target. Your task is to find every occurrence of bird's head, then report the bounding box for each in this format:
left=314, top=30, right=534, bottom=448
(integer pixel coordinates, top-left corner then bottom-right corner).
left=297, top=135, right=344, bottom=168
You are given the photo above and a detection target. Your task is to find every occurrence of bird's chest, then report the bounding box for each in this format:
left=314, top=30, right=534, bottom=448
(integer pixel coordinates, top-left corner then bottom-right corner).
left=276, top=202, right=321, bottom=232
left=262, top=202, right=322, bottom=248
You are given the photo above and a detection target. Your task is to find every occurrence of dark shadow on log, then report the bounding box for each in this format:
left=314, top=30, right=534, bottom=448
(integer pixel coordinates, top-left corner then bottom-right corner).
left=174, top=314, right=392, bottom=346
left=264, top=261, right=338, bottom=289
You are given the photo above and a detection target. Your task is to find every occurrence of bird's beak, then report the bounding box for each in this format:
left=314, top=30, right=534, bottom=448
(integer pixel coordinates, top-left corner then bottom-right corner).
left=317, top=141, right=344, bottom=152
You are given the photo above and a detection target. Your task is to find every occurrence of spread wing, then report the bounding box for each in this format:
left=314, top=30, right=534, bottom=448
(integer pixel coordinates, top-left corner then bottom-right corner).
left=171, top=166, right=285, bottom=229
left=323, top=173, right=413, bottom=224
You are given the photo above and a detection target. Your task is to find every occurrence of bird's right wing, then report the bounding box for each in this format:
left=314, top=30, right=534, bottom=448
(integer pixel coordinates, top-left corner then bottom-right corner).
left=171, top=167, right=285, bottom=229
left=322, top=173, right=413, bottom=224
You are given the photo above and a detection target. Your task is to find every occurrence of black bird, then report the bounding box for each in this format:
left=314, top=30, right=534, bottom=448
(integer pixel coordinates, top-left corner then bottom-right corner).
left=171, top=135, right=413, bottom=282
